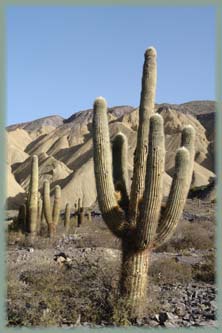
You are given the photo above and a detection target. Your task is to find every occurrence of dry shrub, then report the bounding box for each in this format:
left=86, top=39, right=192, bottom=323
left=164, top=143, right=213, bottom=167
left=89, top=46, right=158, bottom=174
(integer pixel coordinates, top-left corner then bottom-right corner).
left=149, top=258, right=192, bottom=284
left=156, top=220, right=215, bottom=253
left=192, top=253, right=215, bottom=283
left=7, top=256, right=121, bottom=327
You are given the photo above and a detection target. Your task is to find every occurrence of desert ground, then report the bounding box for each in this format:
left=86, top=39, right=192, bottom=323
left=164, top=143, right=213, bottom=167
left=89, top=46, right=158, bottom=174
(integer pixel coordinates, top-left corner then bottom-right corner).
left=6, top=100, right=217, bottom=327
left=6, top=198, right=216, bottom=328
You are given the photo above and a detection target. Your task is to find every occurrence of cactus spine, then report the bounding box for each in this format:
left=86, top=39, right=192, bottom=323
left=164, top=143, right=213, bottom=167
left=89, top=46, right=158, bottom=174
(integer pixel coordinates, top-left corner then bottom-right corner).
left=27, top=155, right=39, bottom=237
left=92, top=47, right=195, bottom=318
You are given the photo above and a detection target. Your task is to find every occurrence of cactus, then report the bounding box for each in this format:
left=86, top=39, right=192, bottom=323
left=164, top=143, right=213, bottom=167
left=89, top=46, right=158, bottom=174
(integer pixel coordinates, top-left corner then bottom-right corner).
left=42, top=182, right=62, bottom=237
left=77, top=198, right=84, bottom=227
left=52, top=185, right=61, bottom=226
left=72, top=202, right=78, bottom=226
left=17, top=203, right=27, bottom=234
left=77, top=198, right=81, bottom=212
left=64, top=203, right=71, bottom=233
left=27, top=155, right=39, bottom=237
left=37, top=192, right=43, bottom=234
left=77, top=207, right=84, bottom=227
left=43, top=180, right=55, bottom=238
left=92, top=47, right=195, bottom=318
left=86, top=211, right=92, bottom=223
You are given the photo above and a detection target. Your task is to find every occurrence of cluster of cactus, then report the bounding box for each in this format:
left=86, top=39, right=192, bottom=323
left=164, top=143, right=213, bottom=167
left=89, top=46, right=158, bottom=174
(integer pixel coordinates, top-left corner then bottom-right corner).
left=92, top=47, right=195, bottom=318
left=16, top=155, right=63, bottom=239
left=64, top=199, right=92, bottom=234
left=42, top=181, right=61, bottom=238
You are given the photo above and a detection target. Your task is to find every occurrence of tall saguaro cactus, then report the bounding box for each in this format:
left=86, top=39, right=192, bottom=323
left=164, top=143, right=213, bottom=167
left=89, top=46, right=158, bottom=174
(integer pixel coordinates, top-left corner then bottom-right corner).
left=92, top=47, right=195, bottom=318
left=27, top=155, right=39, bottom=237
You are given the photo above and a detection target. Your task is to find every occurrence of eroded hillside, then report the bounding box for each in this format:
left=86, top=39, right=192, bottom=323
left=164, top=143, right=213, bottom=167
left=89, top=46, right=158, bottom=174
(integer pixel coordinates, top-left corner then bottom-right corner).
left=6, top=101, right=215, bottom=210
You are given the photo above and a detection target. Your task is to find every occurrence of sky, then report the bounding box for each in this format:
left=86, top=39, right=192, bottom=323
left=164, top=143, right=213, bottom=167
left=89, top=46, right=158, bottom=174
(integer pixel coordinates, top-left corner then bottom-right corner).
left=6, top=6, right=216, bottom=125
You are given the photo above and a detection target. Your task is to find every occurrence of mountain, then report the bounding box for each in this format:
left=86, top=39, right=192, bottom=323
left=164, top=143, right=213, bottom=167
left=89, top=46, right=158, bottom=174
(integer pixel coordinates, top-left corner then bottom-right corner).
left=6, top=101, right=216, bottom=210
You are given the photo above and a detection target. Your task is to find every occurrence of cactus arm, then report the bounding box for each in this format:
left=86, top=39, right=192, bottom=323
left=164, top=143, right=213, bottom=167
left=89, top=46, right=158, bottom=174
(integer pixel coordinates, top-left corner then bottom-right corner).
left=52, top=185, right=61, bottom=225
left=129, top=47, right=157, bottom=225
left=136, top=114, right=165, bottom=249
left=92, top=97, right=129, bottom=237
left=154, top=146, right=191, bottom=247
left=181, top=125, right=195, bottom=186
left=28, top=155, right=39, bottom=235
left=112, top=132, right=130, bottom=215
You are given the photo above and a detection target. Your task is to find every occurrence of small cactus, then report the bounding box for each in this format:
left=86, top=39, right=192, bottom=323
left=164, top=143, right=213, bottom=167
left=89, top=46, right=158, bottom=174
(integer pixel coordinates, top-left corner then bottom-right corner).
left=77, top=198, right=84, bottom=227
left=72, top=202, right=78, bottom=226
left=92, top=47, right=195, bottom=318
left=86, top=211, right=92, bottom=223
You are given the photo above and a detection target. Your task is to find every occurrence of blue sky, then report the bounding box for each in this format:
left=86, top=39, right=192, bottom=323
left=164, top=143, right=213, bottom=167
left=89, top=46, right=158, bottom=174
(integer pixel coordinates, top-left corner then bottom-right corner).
left=6, top=6, right=216, bottom=125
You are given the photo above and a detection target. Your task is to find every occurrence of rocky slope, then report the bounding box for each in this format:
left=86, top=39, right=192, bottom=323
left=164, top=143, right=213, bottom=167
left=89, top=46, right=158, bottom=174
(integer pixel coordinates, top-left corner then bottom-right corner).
left=6, top=101, right=216, bottom=210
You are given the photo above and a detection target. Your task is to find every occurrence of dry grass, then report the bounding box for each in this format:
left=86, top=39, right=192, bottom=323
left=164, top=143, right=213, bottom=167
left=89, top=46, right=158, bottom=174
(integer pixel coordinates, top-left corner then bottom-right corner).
left=192, top=253, right=215, bottom=283
left=7, top=256, right=120, bottom=327
left=156, top=220, right=215, bottom=253
left=6, top=200, right=216, bottom=327
left=149, top=258, right=193, bottom=284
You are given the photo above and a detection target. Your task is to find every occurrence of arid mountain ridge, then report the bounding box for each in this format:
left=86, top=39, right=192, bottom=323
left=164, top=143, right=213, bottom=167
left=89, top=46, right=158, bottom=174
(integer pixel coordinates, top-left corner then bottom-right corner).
left=6, top=100, right=216, bottom=210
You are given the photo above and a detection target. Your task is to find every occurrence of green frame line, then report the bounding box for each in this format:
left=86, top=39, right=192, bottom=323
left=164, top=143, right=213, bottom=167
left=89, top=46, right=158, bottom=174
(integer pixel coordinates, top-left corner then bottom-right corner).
left=0, top=1, right=221, bottom=333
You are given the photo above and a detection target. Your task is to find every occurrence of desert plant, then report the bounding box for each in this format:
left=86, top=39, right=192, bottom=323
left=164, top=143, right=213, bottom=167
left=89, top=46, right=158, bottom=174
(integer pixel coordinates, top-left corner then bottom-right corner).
left=64, top=203, right=71, bottom=233
left=86, top=211, right=92, bottom=223
left=52, top=185, right=61, bottom=226
left=17, top=203, right=27, bottom=234
left=37, top=192, right=43, bottom=234
left=42, top=181, right=62, bottom=237
left=43, top=180, right=54, bottom=238
left=92, top=47, right=195, bottom=318
left=72, top=202, right=78, bottom=226
left=27, top=155, right=39, bottom=238
left=77, top=198, right=84, bottom=227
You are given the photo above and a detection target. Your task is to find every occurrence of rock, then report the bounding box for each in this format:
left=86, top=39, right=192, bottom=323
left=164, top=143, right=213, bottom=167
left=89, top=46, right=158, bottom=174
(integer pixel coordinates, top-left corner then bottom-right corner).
left=203, top=312, right=215, bottom=320
left=210, top=300, right=217, bottom=310
left=158, top=312, right=168, bottom=324
left=183, top=313, right=190, bottom=321
left=166, top=312, right=179, bottom=321
left=27, top=248, right=34, bottom=253
left=174, top=303, right=186, bottom=316
left=54, top=252, right=72, bottom=266
left=136, top=318, right=143, bottom=326
left=146, top=320, right=160, bottom=327
left=164, top=321, right=179, bottom=328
